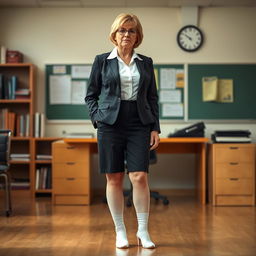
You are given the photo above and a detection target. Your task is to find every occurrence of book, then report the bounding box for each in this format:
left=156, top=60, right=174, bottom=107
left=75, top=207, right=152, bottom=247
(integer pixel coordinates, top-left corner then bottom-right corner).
left=35, top=167, right=52, bottom=189
left=36, top=154, right=52, bottom=160
left=0, top=74, right=4, bottom=99
left=40, top=113, right=45, bottom=137
left=0, top=46, right=6, bottom=64
left=10, top=76, right=17, bottom=99
left=34, top=112, right=40, bottom=137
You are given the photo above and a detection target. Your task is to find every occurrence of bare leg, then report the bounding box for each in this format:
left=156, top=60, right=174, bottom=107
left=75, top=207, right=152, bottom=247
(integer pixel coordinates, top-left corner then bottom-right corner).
left=106, top=172, right=129, bottom=248
left=129, top=172, right=155, bottom=249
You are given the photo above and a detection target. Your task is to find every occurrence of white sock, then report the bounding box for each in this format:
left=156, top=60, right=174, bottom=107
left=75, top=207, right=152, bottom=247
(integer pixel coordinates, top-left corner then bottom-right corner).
left=112, top=214, right=127, bottom=236
left=136, top=212, right=155, bottom=248
left=136, top=212, right=149, bottom=234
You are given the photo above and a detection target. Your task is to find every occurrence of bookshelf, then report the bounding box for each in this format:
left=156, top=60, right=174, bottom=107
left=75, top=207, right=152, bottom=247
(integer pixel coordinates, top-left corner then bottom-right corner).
left=31, top=137, right=61, bottom=196
left=0, top=63, right=35, bottom=191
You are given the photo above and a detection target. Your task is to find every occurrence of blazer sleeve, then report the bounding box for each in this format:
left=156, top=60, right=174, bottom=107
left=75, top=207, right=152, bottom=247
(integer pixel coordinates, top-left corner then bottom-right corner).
left=148, top=58, right=161, bottom=134
left=84, top=55, right=102, bottom=128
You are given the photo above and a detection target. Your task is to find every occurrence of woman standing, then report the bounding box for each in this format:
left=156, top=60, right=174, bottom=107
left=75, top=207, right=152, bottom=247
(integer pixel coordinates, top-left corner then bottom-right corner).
left=85, top=13, right=160, bottom=249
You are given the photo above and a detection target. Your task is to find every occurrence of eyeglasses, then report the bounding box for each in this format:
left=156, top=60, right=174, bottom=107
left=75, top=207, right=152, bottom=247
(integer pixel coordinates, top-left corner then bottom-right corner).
left=117, top=28, right=137, bottom=35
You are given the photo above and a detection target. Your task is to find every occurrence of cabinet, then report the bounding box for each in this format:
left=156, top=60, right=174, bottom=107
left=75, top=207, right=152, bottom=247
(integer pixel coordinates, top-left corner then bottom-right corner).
left=52, top=140, right=91, bottom=205
left=208, top=144, right=255, bottom=206
left=0, top=63, right=35, bottom=190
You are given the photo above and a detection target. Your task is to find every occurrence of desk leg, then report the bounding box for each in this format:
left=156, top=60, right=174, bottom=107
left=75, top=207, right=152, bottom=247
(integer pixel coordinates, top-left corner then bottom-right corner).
left=197, top=143, right=206, bottom=205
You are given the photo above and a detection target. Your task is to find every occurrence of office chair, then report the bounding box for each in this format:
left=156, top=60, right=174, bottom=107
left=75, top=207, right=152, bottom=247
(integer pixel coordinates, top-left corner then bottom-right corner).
left=0, top=130, right=12, bottom=217
left=124, top=150, right=169, bottom=207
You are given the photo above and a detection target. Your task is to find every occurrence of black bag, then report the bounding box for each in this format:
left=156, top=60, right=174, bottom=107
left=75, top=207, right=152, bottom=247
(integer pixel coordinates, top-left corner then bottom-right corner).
left=168, top=122, right=205, bottom=137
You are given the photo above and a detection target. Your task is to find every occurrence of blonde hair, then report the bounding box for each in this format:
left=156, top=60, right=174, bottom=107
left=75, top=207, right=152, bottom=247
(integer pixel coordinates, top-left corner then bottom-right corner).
left=109, top=13, right=143, bottom=48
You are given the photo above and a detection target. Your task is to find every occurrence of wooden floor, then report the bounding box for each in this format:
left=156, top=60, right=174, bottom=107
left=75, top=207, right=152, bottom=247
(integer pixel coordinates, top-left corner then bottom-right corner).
left=1, top=191, right=256, bottom=256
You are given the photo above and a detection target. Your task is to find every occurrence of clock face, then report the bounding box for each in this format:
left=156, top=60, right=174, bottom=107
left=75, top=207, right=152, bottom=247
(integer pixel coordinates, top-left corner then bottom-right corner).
left=177, top=25, right=203, bottom=52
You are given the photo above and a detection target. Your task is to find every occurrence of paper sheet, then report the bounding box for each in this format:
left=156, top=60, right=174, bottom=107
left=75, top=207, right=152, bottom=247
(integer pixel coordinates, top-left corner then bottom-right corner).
left=71, top=65, right=92, bottom=79
left=162, top=103, right=183, bottom=117
left=49, top=75, right=71, bottom=104
left=202, top=77, right=234, bottom=103
left=159, top=90, right=181, bottom=103
left=217, top=79, right=233, bottom=103
left=176, top=69, right=184, bottom=88
left=53, top=65, right=66, bottom=74
left=154, top=68, right=159, bottom=89
left=202, top=76, right=218, bottom=102
left=160, top=68, right=176, bottom=89
left=71, top=81, right=87, bottom=105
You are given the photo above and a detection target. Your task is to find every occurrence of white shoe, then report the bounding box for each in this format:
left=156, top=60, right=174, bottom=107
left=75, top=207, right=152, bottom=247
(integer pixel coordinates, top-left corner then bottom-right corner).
left=116, top=232, right=129, bottom=249
left=136, top=232, right=155, bottom=249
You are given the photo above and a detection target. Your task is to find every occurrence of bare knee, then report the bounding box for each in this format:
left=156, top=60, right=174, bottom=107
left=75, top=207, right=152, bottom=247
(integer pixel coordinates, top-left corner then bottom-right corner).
left=106, top=173, right=124, bottom=187
left=129, top=172, right=148, bottom=187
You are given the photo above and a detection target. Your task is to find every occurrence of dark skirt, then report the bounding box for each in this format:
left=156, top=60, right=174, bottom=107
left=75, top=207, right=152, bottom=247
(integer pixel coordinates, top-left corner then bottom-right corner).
left=97, top=100, right=151, bottom=174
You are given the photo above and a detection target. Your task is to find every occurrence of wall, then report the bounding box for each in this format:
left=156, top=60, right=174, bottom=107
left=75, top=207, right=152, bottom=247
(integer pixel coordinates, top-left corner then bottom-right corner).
left=0, top=7, right=256, bottom=190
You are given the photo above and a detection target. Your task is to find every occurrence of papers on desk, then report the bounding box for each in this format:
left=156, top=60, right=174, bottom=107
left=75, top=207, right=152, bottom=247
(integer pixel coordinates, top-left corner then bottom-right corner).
left=63, top=132, right=94, bottom=138
left=211, top=130, right=251, bottom=143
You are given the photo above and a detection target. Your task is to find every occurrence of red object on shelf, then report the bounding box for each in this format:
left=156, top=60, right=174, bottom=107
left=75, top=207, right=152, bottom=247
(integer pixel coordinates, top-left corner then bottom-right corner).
left=6, top=50, right=23, bottom=63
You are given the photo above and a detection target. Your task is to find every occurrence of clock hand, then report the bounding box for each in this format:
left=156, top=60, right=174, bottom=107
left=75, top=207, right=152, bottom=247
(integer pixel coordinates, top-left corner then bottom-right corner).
left=185, top=34, right=192, bottom=40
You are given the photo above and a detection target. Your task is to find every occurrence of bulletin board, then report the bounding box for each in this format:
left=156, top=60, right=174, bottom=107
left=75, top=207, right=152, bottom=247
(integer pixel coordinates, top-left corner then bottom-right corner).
left=188, top=64, right=256, bottom=120
left=45, top=64, right=92, bottom=120
left=154, top=64, right=185, bottom=120
left=45, top=64, right=185, bottom=120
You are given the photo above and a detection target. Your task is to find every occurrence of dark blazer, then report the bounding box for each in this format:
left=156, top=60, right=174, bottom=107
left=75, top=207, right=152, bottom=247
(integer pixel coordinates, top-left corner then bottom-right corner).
left=85, top=52, right=161, bottom=133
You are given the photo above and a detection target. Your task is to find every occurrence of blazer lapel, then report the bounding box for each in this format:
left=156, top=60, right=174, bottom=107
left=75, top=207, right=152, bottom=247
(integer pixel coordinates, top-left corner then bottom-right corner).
left=108, top=58, right=120, bottom=86
left=135, top=58, right=145, bottom=91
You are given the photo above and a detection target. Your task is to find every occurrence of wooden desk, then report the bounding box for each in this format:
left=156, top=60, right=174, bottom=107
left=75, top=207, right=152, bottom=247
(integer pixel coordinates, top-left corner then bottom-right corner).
left=63, top=137, right=209, bottom=205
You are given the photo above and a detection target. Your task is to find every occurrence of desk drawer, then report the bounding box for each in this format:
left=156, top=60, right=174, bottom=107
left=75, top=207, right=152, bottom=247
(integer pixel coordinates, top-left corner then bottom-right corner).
left=53, top=143, right=88, bottom=163
left=53, top=178, right=88, bottom=194
left=215, top=195, right=254, bottom=206
left=53, top=162, right=87, bottom=178
left=216, top=178, right=253, bottom=195
left=215, top=146, right=254, bottom=163
left=215, top=163, right=253, bottom=178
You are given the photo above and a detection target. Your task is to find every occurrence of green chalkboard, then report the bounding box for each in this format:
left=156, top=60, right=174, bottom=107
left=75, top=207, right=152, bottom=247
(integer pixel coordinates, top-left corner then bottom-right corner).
left=46, top=64, right=185, bottom=120
left=188, top=64, right=256, bottom=120
left=46, top=64, right=91, bottom=120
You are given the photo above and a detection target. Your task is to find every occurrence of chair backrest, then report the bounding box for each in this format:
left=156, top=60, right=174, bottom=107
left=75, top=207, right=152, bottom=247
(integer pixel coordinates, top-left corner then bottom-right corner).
left=0, top=130, right=11, bottom=166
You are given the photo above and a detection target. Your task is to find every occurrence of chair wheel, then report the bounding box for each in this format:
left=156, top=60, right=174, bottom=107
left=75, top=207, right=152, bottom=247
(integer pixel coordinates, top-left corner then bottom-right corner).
left=163, top=199, right=169, bottom=205
left=6, top=211, right=11, bottom=217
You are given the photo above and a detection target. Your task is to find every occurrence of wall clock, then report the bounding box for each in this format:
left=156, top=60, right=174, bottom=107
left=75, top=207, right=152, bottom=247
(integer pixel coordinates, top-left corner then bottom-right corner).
left=177, top=25, right=203, bottom=52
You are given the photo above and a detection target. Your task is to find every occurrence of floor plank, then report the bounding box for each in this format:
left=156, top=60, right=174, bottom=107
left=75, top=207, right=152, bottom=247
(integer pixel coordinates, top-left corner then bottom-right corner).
left=1, top=191, right=256, bottom=256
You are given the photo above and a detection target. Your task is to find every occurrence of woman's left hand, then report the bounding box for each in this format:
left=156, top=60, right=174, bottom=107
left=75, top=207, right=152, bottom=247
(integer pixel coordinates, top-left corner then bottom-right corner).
left=150, top=131, right=160, bottom=150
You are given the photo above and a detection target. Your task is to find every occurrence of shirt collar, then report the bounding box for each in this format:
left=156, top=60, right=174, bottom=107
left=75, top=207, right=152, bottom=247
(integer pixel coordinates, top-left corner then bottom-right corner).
left=107, top=47, right=143, bottom=62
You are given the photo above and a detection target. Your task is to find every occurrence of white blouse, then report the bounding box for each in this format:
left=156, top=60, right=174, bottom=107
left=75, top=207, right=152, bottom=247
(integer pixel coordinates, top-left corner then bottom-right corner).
left=107, top=48, right=142, bottom=100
